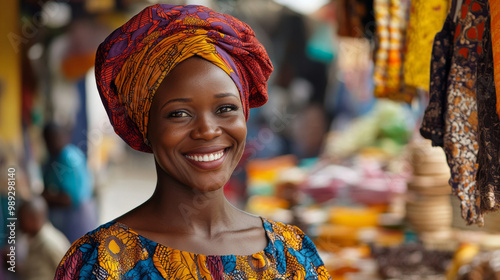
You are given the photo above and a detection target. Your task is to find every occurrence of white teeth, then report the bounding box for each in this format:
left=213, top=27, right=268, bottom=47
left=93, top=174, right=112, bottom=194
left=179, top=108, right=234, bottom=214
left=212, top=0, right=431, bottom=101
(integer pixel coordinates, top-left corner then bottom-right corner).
left=186, top=150, right=224, bottom=162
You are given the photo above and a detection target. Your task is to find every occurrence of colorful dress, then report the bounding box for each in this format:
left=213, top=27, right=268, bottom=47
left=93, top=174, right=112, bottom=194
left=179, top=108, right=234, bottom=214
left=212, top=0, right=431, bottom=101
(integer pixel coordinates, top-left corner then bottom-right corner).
left=54, top=218, right=332, bottom=279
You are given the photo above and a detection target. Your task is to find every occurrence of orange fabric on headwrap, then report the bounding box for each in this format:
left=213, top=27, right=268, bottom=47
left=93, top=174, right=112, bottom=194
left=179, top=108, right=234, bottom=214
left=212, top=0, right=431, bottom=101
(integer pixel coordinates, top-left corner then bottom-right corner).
left=95, top=4, right=273, bottom=152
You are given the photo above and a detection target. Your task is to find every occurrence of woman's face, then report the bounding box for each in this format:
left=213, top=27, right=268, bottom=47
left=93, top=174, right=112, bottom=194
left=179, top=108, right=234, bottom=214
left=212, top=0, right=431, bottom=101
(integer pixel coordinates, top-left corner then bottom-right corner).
left=148, top=57, right=247, bottom=192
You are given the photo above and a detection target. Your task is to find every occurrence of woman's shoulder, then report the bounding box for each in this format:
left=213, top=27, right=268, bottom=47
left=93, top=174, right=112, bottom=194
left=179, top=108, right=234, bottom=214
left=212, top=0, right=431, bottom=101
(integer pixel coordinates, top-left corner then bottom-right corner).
left=68, top=221, right=121, bottom=245
left=261, top=217, right=321, bottom=256
left=54, top=221, right=151, bottom=279
left=262, top=217, right=322, bottom=255
left=261, top=217, right=332, bottom=279
left=261, top=217, right=308, bottom=244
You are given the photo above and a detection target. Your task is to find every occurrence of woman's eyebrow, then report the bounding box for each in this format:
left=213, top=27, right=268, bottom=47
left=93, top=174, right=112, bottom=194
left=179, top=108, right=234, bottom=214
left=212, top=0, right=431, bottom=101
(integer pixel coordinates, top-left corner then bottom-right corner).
left=214, top=93, right=238, bottom=98
left=161, top=98, right=192, bottom=109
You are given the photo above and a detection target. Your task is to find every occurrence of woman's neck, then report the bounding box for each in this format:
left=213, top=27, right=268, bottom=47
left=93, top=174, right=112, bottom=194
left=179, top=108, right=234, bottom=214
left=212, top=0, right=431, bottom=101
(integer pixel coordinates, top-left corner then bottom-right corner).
left=114, top=165, right=267, bottom=255
left=138, top=169, right=242, bottom=237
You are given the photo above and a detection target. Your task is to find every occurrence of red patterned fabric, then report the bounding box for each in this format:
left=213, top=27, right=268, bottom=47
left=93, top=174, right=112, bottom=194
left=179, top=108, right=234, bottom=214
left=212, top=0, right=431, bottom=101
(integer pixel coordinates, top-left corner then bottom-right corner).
left=95, top=4, right=273, bottom=152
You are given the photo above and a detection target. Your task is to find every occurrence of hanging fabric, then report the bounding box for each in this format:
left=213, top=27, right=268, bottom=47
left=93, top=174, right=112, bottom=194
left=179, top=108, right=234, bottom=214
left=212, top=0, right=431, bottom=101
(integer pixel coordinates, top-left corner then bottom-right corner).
left=403, top=0, right=449, bottom=91
left=419, top=0, right=456, bottom=147
left=489, top=1, right=500, bottom=119
left=373, top=0, right=410, bottom=102
left=373, top=0, right=390, bottom=95
left=421, top=0, right=488, bottom=225
left=476, top=10, right=500, bottom=220
left=336, top=0, right=375, bottom=38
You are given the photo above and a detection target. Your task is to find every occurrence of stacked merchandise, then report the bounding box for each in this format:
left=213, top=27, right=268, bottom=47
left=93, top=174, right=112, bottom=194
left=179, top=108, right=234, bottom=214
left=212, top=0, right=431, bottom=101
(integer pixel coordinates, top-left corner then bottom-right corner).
left=406, top=139, right=453, bottom=238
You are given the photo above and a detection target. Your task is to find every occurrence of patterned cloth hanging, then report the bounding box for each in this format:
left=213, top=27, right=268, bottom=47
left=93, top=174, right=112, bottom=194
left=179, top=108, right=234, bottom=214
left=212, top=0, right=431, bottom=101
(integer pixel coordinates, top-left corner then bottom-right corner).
left=419, top=3, right=455, bottom=148
left=421, top=0, right=488, bottom=225
left=476, top=12, right=500, bottom=219
left=373, top=0, right=409, bottom=102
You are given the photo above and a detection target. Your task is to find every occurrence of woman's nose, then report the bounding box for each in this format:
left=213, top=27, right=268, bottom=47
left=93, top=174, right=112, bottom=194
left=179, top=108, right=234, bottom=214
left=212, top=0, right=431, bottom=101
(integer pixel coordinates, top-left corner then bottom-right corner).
left=190, top=114, right=222, bottom=140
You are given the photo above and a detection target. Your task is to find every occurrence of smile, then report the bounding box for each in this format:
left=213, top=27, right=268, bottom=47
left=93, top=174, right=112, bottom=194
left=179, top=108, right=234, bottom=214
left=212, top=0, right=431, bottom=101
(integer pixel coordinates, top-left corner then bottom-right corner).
left=185, top=149, right=225, bottom=162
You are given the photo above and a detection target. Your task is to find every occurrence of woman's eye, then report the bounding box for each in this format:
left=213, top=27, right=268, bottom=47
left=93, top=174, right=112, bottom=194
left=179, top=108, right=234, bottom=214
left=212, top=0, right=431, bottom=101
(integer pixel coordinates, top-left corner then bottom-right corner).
left=216, top=105, right=238, bottom=114
left=168, top=111, right=189, bottom=118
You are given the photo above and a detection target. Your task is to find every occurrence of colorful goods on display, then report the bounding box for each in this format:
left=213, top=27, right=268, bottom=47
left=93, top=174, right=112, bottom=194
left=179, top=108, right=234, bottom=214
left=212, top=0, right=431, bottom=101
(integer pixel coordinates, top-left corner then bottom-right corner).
left=371, top=0, right=500, bottom=226
left=457, top=250, right=500, bottom=279
left=372, top=244, right=454, bottom=279
left=373, top=0, right=449, bottom=102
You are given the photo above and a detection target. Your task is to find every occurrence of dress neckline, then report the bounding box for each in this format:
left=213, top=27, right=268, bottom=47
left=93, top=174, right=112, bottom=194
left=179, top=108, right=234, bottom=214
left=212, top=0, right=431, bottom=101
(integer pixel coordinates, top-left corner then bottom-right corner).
left=110, top=216, right=274, bottom=257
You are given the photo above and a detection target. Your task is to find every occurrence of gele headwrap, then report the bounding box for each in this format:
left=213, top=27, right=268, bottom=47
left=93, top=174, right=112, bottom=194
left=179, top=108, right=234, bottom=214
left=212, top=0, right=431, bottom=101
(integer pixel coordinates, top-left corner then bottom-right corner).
left=95, top=4, right=273, bottom=152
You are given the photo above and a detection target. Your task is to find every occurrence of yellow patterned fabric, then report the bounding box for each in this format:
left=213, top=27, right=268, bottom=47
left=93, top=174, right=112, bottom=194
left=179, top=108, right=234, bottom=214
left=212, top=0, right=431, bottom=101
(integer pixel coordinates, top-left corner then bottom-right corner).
left=54, top=218, right=332, bottom=279
left=403, top=0, right=449, bottom=91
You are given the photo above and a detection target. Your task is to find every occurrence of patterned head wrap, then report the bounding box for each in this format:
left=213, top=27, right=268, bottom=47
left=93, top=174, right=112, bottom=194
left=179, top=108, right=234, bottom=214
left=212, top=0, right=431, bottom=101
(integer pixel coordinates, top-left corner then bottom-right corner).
left=95, top=4, right=273, bottom=152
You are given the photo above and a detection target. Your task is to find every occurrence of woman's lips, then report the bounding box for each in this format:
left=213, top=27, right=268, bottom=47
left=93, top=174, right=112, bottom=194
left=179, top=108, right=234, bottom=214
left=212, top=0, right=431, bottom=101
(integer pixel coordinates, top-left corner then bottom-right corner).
left=184, top=148, right=227, bottom=170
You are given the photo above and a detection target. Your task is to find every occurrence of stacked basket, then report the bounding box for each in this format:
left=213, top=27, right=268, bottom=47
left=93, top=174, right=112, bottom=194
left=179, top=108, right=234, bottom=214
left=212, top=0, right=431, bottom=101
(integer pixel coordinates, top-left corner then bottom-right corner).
left=406, top=139, right=453, bottom=234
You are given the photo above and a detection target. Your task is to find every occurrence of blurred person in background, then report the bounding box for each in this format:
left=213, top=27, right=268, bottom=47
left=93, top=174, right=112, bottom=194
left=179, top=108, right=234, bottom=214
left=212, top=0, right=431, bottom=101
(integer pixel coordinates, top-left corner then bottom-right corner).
left=291, top=103, right=329, bottom=159
left=42, top=122, right=97, bottom=243
left=18, top=196, right=70, bottom=280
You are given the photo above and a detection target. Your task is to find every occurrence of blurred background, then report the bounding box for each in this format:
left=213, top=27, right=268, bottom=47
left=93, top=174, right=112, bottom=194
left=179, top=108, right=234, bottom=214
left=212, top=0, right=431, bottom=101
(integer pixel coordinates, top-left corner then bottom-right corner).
left=1, top=0, right=500, bottom=279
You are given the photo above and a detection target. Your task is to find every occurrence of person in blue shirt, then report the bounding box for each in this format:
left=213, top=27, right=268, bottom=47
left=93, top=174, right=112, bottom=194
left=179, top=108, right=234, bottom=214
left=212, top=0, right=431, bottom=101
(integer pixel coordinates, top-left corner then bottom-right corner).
left=42, top=122, right=97, bottom=243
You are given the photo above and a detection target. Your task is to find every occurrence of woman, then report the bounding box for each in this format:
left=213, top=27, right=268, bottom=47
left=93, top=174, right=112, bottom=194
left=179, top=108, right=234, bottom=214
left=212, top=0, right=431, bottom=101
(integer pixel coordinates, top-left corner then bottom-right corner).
left=55, top=4, right=331, bottom=279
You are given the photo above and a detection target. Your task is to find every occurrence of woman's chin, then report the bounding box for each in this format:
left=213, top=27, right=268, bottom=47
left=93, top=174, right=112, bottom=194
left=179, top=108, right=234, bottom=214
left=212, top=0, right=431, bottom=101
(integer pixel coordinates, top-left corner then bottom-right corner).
left=188, top=178, right=229, bottom=193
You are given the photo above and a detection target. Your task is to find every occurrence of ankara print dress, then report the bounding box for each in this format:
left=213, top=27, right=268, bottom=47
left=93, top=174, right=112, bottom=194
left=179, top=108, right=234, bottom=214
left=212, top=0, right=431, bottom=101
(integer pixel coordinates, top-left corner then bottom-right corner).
left=421, top=0, right=488, bottom=225
left=54, top=218, right=331, bottom=279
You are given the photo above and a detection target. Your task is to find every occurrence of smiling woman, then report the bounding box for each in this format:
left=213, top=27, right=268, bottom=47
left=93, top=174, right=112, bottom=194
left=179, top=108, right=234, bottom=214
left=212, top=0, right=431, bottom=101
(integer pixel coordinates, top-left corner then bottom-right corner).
left=54, top=4, right=331, bottom=279
left=147, top=57, right=247, bottom=193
